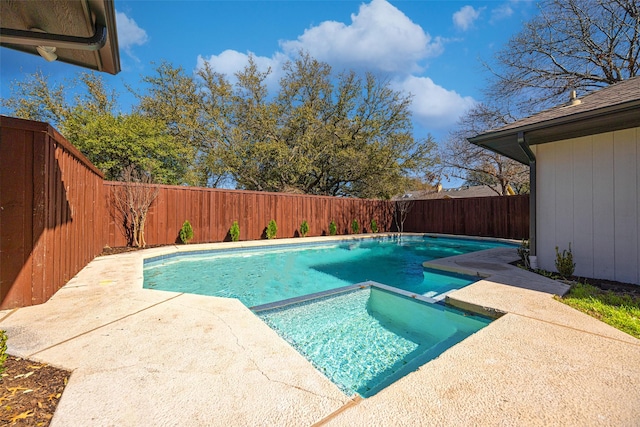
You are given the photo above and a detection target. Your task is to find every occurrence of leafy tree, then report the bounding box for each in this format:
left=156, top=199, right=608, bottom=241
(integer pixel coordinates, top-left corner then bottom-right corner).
left=3, top=70, right=189, bottom=184
left=218, top=52, right=437, bottom=198
left=485, top=0, right=640, bottom=114
left=134, top=61, right=206, bottom=185
left=2, top=69, right=68, bottom=126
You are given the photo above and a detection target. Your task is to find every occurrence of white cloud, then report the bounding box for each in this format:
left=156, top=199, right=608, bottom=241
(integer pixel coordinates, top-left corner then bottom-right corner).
left=452, top=6, right=483, bottom=31
left=196, top=51, right=286, bottom=89
left=394, top=76, right=476, bottom=129
left=280, top=0, right=442, bottom=73
left=195, top=0, right=476, bottom=133
left=116, top=11, right=148, bottom=53
left=490, top=4, right=514, bottom=23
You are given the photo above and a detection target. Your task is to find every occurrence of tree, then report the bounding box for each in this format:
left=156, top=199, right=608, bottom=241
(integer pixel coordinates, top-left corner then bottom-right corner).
left=112, top=166, right=159, bottom=248
left=2, top=69, right=68, bottom=126
left=134, top=61, right=206, bottom=186
left=3, top=70, right=189, bottom=184
left=217, top=52, right=438, bottom=198
left=485, top=0, right=640, bottom=114
left=440, top=104, right=529, bottom=195
left=394, top=199, right=414, bottom=233
left=64, top=112, right=189, bottom=183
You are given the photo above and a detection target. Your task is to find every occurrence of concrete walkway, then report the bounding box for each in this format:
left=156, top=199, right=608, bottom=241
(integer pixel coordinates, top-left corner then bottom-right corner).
left=1, top=236, right=639, bottom=426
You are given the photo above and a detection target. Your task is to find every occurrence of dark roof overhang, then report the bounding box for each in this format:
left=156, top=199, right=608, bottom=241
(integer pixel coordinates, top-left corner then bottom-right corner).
left=0, top=0, right=120, bottom=75
left=468, top=99, right=640, bottom=165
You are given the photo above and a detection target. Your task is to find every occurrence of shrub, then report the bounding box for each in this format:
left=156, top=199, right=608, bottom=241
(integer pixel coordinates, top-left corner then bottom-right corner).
left=329, top=220, right=337, bottom=236
left=555, top=243, right=576, bottom=278
left=266, top=219, right=278, bottom=239
left=517, top=239, right=530, bottom=268
left=179, top=220, right=194, bottom=244
left=351, top=219, right=360, bottom=234
left=370, top=219, right=378, bottom=233
left=0, top=330, right=7, bottom=375
left=300, top=220, right=309, bottom=237
left=230, top=221, right=240, bottom=242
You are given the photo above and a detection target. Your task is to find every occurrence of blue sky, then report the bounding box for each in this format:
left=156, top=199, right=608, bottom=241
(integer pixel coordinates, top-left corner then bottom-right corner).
left=1, top=0, right=537, bottom=143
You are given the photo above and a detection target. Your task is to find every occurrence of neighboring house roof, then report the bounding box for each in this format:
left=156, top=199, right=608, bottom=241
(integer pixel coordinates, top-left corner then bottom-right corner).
left=398, top=185, right=505, bottom=200
left=0, top=0, right=120, bottom=75
left=468, top=76, right=640, bottom=164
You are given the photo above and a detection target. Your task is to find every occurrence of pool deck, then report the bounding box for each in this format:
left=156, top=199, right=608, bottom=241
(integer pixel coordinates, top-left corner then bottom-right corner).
left=1, top=234, right=639, bottom=426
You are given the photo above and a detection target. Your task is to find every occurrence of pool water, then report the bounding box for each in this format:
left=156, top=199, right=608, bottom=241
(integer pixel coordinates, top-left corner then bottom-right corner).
left=144, top=235, right=511, bottom=307
left=257, top=285, right=492, bottom=397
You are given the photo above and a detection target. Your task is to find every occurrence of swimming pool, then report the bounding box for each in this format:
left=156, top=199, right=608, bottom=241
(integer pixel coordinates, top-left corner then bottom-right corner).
left=256, top=283, right=492, bottom=397
left=143, top=235, right=512, bottom=307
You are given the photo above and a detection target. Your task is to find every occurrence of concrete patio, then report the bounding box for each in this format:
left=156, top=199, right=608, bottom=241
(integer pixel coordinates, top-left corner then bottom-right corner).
left=1, top=235, right=639, bottom=426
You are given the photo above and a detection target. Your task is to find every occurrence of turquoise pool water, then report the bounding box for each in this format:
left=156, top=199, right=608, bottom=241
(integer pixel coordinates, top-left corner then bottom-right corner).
left=257, top=285, right=492, bottom=397
left=144, top=235, right=512, bottom=307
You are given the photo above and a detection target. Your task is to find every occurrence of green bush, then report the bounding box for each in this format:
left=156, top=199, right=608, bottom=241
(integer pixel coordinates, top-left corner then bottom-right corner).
left=230, top=221, right=240, bottom=242
left=370, top=219, right=378, bottom=233
left=555, top=243, right=576, bottom=278
left=300, top=220, right=309, bottom=237
left=266, top=219, right=278, bottom=239
left=0, top=330, right=7, bottom=375
left=329, top=220, right=337, bottom=236
left=179, top=220, right=194, bottom=244
left=517, top=239, right=530, bottom=268
left=351, top=219, right=360, bottom=234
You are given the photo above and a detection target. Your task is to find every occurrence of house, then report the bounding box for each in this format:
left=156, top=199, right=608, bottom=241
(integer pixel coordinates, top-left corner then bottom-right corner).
left=399, top=184, right=514, bottom=200
left=469, top=76, right=640, bottom=285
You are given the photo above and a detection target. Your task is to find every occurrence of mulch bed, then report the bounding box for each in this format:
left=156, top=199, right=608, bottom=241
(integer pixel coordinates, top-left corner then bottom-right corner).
left=1, top=357, right=69, bottom=426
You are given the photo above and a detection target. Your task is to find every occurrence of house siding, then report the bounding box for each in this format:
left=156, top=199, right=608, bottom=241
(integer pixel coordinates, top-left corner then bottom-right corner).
left=533, top=127, right=640, bottom=285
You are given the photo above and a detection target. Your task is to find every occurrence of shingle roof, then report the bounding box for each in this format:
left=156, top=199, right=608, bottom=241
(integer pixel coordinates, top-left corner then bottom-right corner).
left=497, top=76, right=640, bottom=132
left=398, top=185, right=502, bottom=200
left=468, top=76, right=640, bottom=164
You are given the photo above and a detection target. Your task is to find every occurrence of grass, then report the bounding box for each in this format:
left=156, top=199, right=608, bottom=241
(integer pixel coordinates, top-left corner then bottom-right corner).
left=557, top=282, right=640, bottom=339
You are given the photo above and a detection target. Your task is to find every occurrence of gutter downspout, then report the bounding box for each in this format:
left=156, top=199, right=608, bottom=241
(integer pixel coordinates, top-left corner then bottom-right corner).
left=517, top=131, right=537, bottom=266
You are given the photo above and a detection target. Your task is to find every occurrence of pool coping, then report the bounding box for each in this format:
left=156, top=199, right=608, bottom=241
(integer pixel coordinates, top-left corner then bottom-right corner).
left=1, top=233, right=639, bottom=426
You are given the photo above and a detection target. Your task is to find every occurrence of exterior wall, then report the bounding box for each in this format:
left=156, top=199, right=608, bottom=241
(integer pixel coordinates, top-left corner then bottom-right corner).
left=533, top=127, right=640, bottom=284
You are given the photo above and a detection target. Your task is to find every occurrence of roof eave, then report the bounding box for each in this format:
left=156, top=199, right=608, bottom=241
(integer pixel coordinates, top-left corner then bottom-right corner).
left=468, top=99, right=640, bottom=164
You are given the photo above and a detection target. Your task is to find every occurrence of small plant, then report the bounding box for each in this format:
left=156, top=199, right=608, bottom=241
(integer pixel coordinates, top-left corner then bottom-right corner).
left=370, top=219, right=378, bottom=233
left=351, top=219, right=360, bottom=234
left=0, top=330, right=7, bottom=375
left=266, top=219, right=278, bottom=239
left=329, top=220, right=337, bottom=236
left=179, top=220, right=194, bottom=244
left=555, top=243, right=576, bottom=278
left=300, top=220, right=309, bottom=237
left=517, top=239, right=530, bottom=269
left=230, top=221, right=240, bottom=242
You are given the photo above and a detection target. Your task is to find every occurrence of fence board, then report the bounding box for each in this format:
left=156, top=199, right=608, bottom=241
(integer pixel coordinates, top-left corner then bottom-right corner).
left=402, top=195, right=529, bottom=239
left=0, top=117, right=105, bottom=309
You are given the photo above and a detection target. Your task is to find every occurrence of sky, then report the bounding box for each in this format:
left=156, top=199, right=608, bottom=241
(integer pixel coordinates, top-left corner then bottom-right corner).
left=0, top=0, right=537, bottom=153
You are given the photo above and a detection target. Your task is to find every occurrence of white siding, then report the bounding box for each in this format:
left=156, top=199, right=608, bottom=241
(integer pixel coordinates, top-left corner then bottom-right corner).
left=535, top=127, right=640, bottom=285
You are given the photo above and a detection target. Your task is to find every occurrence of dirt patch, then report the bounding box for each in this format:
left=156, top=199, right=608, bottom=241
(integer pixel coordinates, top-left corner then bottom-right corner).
left=100, top=244, right=168, bottom=256
left=1, top=356, right=69, bottom=426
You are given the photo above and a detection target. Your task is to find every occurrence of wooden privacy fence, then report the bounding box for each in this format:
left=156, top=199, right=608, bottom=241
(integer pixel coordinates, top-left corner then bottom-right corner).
left=0, top=117, right=105, bottom=309
left=1, top=117, right=529, bottom=309
left=103, top=183, right=395, bottom=247
left=403, top=195, right=529, bottom=240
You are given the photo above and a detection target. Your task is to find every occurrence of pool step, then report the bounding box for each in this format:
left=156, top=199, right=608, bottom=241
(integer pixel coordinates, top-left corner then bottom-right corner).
left=424, top=289, right=458, bottom=302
